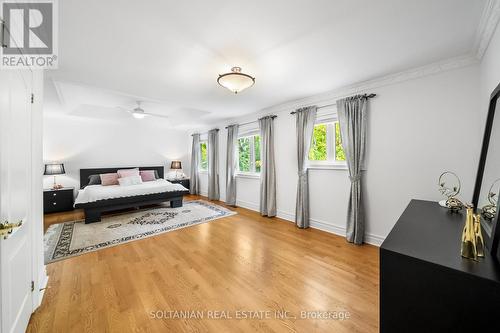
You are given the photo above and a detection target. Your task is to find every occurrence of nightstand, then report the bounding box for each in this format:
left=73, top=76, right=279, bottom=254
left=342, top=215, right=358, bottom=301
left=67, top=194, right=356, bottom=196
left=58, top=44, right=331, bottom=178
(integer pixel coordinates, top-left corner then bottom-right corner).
left=168, top=178, right=190, bottom=189
left=43, top=187, right=74, bottom=214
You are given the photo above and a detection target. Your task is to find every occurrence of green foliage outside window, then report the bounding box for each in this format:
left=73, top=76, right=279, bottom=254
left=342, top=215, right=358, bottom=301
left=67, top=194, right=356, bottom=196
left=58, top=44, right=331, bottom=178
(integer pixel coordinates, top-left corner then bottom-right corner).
left=308, top=122, right=346, bottom=162
left=238, top=135, right=261, bottom=173
left=238, top=137, right=251, bottom=172
left=254, top=135, right=261, bottom=172
left=335, top=122, right=346, bottom=161
left=200, top=142, right=208, bottom=170
left=308, top=124, right=327, bottom=160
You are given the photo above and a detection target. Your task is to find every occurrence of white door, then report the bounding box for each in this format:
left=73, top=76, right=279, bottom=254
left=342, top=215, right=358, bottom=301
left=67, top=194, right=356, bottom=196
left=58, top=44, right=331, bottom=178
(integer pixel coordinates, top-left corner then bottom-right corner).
left=0, top=69, right=34, bottom=333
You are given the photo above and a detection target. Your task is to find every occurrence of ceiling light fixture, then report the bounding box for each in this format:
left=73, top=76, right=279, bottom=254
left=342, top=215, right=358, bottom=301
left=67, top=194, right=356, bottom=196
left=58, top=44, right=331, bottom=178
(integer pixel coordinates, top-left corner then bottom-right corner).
left=217, top=67, right=255, bottom=94
left=132, top=106, right=146, bottom=119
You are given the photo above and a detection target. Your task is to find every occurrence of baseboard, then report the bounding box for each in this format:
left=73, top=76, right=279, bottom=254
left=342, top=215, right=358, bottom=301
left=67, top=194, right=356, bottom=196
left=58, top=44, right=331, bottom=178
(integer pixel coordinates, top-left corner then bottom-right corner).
left=237, top=201, right=385, bottom=246
left=277, top=209, right=295, bottom=222
left=308, top=218, right=385, bottom=246
left=235, top=199, right=259, bottom=212
left=34, top=270, right=49, bottom=310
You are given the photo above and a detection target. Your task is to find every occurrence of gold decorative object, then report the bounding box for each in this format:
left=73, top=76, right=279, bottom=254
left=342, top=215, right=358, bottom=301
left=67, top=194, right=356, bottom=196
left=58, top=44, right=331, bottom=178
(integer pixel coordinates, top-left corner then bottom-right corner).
left=445, top=197, right=464, bottom=212
left=480, top=178, right=500, bottom=221
left=461, top=206, right=478, bottom=261
left=474, top=213, right=485, bottom=258
left=438, top=171, right=464, bottom=212
left=0, top=220, right=23, bottom=239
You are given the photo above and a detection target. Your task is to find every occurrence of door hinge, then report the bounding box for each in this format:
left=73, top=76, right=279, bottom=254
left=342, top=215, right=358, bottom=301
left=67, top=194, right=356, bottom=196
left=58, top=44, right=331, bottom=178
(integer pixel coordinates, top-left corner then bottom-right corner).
left=31, top=281, right=34, bottom=292
left=31, top=93, right=34, bottom=104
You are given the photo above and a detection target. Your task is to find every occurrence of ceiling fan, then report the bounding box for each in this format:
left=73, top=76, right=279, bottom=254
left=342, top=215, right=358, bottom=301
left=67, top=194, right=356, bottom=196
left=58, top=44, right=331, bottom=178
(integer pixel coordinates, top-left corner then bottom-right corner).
left=118, top=101, right=169, bottom=119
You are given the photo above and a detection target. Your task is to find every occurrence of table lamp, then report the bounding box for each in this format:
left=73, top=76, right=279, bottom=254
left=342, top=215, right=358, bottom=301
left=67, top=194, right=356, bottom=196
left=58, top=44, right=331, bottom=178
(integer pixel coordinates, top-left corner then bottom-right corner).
left=170, top=161, right=182, bottom=179
left=44, top=163, right=65, bottom=189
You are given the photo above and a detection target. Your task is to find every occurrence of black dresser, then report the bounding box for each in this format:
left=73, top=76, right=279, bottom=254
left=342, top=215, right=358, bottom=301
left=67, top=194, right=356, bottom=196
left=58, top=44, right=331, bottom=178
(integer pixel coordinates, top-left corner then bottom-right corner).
left=43, top=187, right=74, bottom=214
left=380, top=200, right=500, bottom=332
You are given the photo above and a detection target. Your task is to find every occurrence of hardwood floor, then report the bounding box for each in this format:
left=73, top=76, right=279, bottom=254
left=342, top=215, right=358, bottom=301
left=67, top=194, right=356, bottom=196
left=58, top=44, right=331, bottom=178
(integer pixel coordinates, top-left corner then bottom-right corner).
left=29, top=195, right=379, bottom=333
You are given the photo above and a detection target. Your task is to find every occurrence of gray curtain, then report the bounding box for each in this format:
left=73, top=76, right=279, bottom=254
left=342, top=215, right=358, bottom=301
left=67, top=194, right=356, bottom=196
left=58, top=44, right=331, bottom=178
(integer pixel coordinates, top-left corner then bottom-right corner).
left=294, top=106, right=317, bottom=228
left=225, top=125, right=238, bottom=206
left=208, top=129, right=220, bottom=200
left=190, top=134, right=200, bottom=195
left=259, top=116, right=276, bottom=217
left=337, top=95, right=368, bottom=244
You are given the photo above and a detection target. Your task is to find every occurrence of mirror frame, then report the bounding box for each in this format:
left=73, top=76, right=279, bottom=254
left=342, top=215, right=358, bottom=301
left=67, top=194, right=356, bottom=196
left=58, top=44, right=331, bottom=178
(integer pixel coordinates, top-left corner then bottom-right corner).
left=473, top=81, right=500, bottom=260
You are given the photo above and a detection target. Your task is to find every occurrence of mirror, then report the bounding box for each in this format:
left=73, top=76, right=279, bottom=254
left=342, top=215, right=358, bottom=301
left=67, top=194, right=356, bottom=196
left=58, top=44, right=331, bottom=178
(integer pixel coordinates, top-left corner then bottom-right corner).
left=473, top=82, right=500, bottom=260
left=477, top=98, right=500, bottom=235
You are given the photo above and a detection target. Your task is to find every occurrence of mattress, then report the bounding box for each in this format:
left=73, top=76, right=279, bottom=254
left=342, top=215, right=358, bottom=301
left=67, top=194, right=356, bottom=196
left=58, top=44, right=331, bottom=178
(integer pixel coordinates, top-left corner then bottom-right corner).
left=74, top=179, right=188, bottom=205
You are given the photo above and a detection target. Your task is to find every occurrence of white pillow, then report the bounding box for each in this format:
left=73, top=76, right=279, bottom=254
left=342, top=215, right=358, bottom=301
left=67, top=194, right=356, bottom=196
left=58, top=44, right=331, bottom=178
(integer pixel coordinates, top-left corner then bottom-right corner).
left=118, top=175, right=143, bottom=186
left=117, top=168, right=140, bottom=178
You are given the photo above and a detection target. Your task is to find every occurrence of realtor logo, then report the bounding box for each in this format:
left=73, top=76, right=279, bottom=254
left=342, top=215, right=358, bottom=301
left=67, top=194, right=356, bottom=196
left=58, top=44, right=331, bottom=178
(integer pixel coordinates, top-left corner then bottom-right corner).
left=1, top=0, right=58, bottom=69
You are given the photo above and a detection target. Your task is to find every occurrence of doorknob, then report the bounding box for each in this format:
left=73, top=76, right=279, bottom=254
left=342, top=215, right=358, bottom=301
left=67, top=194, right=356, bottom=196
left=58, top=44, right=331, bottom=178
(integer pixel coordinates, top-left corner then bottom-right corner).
left=0, top=221, right=23, bottom=239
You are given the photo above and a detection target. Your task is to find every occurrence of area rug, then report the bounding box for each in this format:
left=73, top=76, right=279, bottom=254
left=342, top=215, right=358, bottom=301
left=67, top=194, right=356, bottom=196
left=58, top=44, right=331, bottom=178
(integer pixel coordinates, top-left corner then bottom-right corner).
left=44, top=200, right=236, bottom=264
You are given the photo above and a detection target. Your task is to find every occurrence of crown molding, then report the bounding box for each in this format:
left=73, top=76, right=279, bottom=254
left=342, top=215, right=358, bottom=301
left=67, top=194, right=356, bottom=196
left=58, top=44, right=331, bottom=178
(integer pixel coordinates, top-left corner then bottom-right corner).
left=257, top=53, right=478, bottom=115
left=473, top=0, right=500, bottom=60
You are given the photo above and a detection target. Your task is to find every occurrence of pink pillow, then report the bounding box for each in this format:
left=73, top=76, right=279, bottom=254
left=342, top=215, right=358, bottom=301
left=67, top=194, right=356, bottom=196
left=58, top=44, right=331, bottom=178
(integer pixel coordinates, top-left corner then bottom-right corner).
left=117, top=168, right=139, bottom=178
left=100, top=173, right=119, bottom=186
left=139, top=170, right=156, bottom=182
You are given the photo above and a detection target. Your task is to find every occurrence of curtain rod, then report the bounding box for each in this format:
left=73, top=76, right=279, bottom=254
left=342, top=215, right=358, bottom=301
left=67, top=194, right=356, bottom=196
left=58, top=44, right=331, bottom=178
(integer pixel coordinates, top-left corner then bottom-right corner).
left=290, top=93, right=376, bottom=115
left=191, top=128, right=219, bottom=136
left=224, top=115, right=277, bottom=129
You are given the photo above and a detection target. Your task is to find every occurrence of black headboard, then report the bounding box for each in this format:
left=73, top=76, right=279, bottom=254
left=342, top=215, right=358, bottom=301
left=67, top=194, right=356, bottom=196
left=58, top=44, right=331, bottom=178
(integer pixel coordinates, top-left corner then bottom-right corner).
left=79, top=166, right=164, bottom=189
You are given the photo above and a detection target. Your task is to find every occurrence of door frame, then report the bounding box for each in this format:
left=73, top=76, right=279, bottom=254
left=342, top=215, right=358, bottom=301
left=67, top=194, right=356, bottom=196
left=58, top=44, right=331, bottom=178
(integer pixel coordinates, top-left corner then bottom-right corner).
left=29, top=69, right=48, bottom=310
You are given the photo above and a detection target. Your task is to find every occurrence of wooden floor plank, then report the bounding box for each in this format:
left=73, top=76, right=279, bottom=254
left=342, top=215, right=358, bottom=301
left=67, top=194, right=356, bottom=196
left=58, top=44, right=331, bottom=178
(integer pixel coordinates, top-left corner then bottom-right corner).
left=30, top=195, right=379, bottom=333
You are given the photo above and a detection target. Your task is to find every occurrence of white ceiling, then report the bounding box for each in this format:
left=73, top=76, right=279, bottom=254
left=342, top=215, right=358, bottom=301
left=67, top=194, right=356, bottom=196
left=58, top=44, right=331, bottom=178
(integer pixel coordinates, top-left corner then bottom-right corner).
left=46, top=0, right=487, bottom=126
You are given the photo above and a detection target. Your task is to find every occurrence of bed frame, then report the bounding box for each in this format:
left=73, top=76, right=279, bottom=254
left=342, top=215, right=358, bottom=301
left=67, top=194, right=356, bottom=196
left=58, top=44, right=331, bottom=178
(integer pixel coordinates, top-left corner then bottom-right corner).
left=75, top=166, right=189, bottom=224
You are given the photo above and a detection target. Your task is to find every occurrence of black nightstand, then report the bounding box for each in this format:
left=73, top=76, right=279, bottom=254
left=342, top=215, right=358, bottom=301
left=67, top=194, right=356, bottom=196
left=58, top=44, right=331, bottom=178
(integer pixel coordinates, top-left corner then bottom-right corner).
left=43, top=187, right=74, bottom=214
left=168, top=178, right=190, bottom=189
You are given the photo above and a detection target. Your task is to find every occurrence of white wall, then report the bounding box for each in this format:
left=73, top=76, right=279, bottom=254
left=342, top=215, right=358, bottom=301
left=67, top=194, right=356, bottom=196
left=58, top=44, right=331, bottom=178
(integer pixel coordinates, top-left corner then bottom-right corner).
left=194, top=64, right=482, bottom=245
left=43, top=114, right=190, bottom=193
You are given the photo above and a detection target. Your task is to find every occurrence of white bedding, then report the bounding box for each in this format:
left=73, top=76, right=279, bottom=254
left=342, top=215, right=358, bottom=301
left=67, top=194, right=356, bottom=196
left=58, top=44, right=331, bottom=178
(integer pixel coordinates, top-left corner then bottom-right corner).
left=75, top=179, right=188, bottom=205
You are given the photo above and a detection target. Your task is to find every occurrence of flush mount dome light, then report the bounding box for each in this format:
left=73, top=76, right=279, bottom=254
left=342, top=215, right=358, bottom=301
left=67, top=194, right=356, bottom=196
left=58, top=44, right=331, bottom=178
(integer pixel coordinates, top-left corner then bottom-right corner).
left=217, top=67, right=255, bottom=94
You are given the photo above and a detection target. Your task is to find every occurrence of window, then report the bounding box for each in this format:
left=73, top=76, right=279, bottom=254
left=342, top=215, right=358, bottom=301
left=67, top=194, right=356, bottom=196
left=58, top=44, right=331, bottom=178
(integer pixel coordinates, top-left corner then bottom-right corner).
left=199, top=141, right=208, bottom=171
left=237, top=134, right=261, bottom=174
left=308, top=121, right=346, bottom=166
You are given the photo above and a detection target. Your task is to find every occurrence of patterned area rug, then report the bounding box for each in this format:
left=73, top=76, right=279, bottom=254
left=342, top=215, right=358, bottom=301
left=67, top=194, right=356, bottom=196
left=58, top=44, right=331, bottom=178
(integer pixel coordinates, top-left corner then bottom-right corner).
left=44, top=200, right=236, bottom=264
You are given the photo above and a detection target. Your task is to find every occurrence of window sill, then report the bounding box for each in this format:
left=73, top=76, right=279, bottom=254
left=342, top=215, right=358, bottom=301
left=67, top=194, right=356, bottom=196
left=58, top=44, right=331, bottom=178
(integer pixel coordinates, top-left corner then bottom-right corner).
left=236, top=172, right=260, bottom=179
left=307, top=164, right=348, bottom=171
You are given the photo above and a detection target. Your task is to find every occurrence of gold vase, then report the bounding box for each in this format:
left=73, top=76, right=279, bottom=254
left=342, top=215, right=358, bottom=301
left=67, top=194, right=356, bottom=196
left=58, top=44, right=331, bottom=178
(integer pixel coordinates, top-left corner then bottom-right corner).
left=461, top=207, right=478, bottom=261
left=474, top=213, right=485, bottom=258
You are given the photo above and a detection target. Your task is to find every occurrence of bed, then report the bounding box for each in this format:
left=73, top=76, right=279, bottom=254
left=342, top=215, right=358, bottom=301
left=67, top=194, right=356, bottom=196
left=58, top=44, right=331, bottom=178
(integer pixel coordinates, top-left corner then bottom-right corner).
left=74, top=166, right=189, bottom=224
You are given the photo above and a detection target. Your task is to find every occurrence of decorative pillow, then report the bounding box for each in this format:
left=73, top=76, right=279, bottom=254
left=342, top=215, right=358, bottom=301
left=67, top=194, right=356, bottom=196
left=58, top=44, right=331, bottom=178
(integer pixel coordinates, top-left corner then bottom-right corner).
left=118, top=175, right=143, bottom=186
left=100, top=173, right=119, bottom=186
left=87, top=174, right=101, bottom=186
left=139, top=170, right=156, bottom=182
left=117, top=168, right=139, bottom=178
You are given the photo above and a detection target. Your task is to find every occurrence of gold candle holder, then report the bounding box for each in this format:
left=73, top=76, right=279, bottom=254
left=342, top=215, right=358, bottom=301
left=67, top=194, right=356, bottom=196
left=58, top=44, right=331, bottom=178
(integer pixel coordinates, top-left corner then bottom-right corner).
left=474, top=213, right=485, bottom=258
left=461, top=207, right=478, bottom=261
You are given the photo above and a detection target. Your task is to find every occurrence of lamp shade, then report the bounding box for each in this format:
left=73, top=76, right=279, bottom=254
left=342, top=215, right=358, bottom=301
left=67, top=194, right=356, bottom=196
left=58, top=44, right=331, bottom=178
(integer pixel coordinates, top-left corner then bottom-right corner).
left=44, top=163, right=65, bottom=175
left=170, top=161, right=182, bottom=170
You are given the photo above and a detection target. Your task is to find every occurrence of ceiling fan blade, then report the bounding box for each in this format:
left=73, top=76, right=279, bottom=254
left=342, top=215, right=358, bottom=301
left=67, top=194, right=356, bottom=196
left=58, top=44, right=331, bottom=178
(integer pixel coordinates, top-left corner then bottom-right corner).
left=116, top=106, right=132, bottom=113
left=70, top=105, right=131, bottom=120
left=145, top=112, right=169, bottom=119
